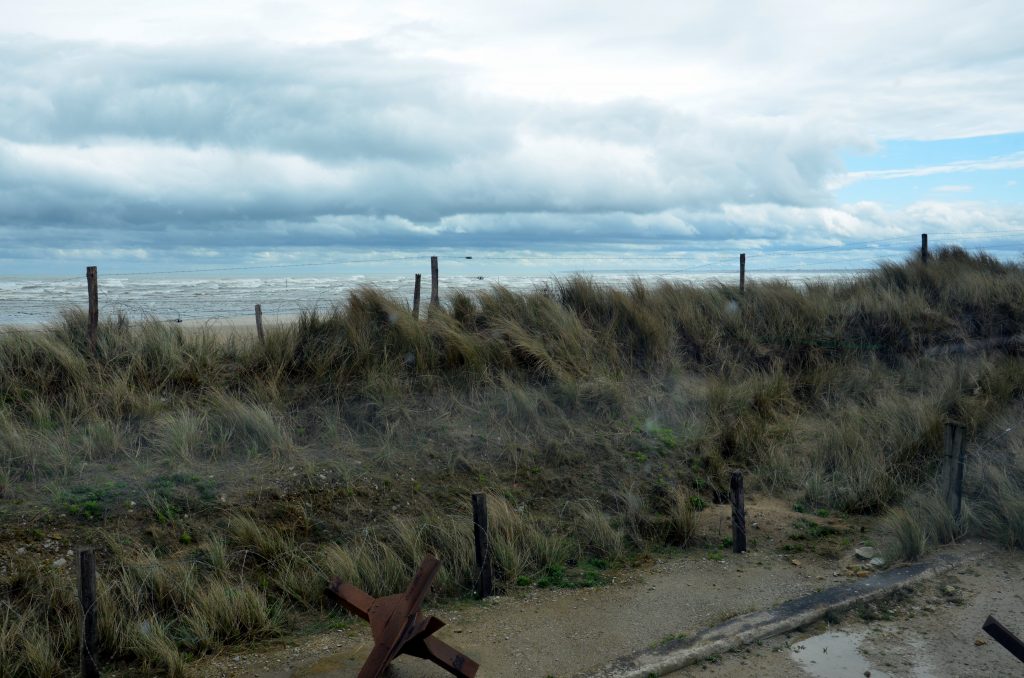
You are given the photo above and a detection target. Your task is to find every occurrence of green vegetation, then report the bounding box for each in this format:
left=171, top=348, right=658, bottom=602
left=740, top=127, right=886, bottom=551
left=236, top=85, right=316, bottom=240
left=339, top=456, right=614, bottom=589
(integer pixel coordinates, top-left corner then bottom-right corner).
left=1, top=247, right=1023, bottom=674
left=780, top=517, right=852, bottom=558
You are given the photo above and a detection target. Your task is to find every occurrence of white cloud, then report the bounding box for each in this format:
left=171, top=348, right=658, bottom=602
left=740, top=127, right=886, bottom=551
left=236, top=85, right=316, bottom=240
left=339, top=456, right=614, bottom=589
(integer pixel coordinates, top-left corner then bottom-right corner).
left=0, top=2, right=1022, bottom=269
left=839, top=152, right=1024, bottom=186
left=54, top=248, right=149, bottom=260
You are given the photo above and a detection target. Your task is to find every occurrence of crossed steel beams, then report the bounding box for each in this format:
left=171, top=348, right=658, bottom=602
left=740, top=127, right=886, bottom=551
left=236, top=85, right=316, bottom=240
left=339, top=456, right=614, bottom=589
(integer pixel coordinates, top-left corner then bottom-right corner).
left=328, top=555, right=480, bottom=678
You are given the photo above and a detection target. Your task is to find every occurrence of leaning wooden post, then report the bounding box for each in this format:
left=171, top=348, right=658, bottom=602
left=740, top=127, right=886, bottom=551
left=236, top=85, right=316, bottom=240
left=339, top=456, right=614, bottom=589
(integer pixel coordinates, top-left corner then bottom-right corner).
left=78, top=548, right=99, bottom=678
left=983, top=615, right=1024, bottom=663
left=254, top=304, right=265, bottom=343
left=944, top=422, right=966, bottom=521
left=413, top=274, right=422, bottom=320
left=471, top=493, right=493, bottom=599
left=430, top=256, right=440, bottom=309
left=739, top=253, right=746, bottom=293
left=730, top=471, right=746, bottom=553
left=86, top=266, right=98, bottom=353
left=921, top=233, right=929, bottom=263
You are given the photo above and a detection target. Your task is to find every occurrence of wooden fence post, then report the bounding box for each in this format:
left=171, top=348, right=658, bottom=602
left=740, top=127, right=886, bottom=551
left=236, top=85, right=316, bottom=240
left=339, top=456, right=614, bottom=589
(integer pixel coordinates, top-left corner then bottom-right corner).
left=86, top=266, right=98, bottom=353
left=730, top=471, right=746, bottom=553
left=254, top=304, right=265, bottom=343
left=921, top=233, right=929, bottom=263
left=413, top=274, right=422, bottom=320
left=78, top=548, right=99, bottom=678
left=471, top=493, right=493, bottom=599
left=430, top=256, right=439, bottom=309
left=944, top=423, right=966, bottom=521
left=983, top=615, right=1024, bottom=663
left=739, top=253, right=746, bottom=293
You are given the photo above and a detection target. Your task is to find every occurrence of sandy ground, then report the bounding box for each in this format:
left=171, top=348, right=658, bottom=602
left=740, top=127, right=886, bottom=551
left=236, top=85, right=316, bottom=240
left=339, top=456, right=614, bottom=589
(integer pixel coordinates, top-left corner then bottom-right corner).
left=201, top=551, right=838, bottom=678
left=192, top=500, right=875, bottom=678
left=201, top=542, right=1021, bottom=678
left=186, top=499, right=1022, bottom=678
left=668, top=548, right=1024, bottom=678
left=174, top=313, right=298, bottom=339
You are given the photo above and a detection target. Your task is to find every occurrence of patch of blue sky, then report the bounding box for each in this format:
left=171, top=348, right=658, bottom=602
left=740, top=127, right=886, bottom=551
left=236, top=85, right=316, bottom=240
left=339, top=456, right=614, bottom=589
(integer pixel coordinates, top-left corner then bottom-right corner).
left=838, top=132, right=1024, bottom=206
left=836, top=167, right=1022, bottom=205
left=843, top=132, right=1024, bottom=172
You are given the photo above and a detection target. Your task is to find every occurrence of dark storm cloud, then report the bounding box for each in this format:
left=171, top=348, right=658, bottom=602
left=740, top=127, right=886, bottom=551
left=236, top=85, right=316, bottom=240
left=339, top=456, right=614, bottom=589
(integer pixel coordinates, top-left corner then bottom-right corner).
left=0, top=35, right=854, bottom=260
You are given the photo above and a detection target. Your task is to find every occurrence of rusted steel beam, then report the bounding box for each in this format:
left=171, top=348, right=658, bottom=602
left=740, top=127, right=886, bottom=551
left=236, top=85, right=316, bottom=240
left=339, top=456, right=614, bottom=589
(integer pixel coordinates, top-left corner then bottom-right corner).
left=328, top=580, right=373, bottom=619
left=407, top=636, right=480, bottom=677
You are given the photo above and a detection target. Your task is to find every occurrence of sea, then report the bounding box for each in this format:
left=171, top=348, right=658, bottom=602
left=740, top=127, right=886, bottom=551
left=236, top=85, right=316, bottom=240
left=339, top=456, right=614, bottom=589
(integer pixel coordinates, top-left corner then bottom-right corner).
left=0, top=270, right=859, bottom=327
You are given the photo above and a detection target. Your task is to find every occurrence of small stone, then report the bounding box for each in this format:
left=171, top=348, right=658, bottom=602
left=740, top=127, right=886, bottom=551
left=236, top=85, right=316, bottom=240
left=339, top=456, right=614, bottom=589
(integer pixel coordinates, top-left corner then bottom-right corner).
left=855, top=547, right=878, bottom=560
left=856, top=570, right=870, bottom=577
left=790, top=559, right=802, bottom=567
left=975, top=638, right=987, bottom=646
left=869, top=557, right=885, bottom=568
left=52, top=557, right=67, bottom=568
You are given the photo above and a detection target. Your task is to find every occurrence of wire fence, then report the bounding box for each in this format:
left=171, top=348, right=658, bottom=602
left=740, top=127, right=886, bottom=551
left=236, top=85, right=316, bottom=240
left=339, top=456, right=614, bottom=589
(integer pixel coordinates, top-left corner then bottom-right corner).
left=1, top=231, right=1021, bottom=331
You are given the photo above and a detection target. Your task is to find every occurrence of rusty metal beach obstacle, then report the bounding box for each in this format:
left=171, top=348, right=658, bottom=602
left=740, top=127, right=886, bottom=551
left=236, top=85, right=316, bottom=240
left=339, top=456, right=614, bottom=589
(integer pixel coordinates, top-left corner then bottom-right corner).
left=328, top=554, right=480, bottom=678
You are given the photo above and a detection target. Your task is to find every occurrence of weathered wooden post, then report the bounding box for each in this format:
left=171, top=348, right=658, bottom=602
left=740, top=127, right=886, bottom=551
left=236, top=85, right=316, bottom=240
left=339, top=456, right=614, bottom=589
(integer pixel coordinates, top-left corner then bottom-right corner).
left=730, top=471, right=746, bottom=553
left=983, top=615, right=1024, bottom=663
left=471, top=493, right=493, bottom=599
left=921, top=233, right=929, bottom=263
left=944, top=423, right=966, bottom=521
left=430, top=256, right=440, bottom=309
left=86, top=266, right=98, bottom=353
left=413, top=274, right=422, bottom=320
left=739, top=253, right=746, bottom=293
left=254, top=304, right=265, bottom=343
left=78, top=548, right=99, bottom=678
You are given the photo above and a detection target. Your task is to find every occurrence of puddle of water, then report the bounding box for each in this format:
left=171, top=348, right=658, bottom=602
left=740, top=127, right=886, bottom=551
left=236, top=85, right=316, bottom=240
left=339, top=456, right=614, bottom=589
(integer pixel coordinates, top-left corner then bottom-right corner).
left=790, top=630, right=890, bottom=678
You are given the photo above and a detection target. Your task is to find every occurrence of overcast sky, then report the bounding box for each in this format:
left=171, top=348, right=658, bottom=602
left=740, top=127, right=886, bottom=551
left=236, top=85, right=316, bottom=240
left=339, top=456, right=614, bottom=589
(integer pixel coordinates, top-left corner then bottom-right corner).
left=1, top=0, right=1022, bottom=275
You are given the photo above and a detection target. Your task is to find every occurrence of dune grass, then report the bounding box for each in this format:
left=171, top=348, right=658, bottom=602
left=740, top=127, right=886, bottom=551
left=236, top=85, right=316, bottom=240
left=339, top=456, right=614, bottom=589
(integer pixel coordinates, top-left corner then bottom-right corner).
left=1, top=247, right=1023, bottom=674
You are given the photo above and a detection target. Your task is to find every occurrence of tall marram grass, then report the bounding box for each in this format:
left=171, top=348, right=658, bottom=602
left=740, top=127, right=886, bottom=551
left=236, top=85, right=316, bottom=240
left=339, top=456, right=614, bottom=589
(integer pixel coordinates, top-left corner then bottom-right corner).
left=2, top=247, right=1024, bottom=673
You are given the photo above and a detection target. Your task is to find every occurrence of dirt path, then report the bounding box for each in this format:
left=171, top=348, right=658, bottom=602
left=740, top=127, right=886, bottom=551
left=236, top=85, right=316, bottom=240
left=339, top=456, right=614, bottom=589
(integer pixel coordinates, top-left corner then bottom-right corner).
left=667, top=548, right=1024, bottom=678
left=193, top=499, right=868, bottom=677
left=202, top=549, right=837, bottom=677
left=189, top=500, right=1019, bottom=678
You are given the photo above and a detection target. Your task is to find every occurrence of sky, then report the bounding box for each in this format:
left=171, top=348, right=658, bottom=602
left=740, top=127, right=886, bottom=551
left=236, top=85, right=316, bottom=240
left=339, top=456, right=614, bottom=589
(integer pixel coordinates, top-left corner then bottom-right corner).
left=1, top=0, right=1023, bottom=276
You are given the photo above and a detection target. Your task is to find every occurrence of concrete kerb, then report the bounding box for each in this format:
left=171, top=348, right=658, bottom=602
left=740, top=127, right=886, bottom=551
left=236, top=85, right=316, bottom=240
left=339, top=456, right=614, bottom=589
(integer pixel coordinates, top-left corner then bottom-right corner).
left=582, top=547, right=986, bottom=678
